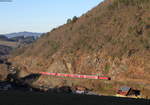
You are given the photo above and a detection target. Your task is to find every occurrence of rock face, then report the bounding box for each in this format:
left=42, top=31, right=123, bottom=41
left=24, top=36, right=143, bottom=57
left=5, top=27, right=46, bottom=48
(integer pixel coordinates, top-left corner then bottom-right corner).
left=9, top=0, right=150, bottom=97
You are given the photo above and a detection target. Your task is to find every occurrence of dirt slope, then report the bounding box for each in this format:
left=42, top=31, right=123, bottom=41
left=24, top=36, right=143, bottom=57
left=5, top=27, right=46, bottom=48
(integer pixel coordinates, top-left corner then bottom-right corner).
left=9, top=0, right=150, bottom=98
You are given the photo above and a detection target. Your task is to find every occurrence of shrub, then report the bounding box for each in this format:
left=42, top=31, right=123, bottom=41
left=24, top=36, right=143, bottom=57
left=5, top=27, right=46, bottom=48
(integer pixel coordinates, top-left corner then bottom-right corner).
left=67, top=18, right=72, bottom=24
left=66, top=16, right=78, bottom=24
left=103, top=63, right=111, bottom=74
left=72, top=16, right=78, bottom=22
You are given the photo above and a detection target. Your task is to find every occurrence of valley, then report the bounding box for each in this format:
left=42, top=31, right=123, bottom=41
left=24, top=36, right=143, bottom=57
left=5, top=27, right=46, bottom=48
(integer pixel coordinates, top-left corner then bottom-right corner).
left=0, top=0, right=150, bottom=103
left=0, top=32, right=42, bottom=56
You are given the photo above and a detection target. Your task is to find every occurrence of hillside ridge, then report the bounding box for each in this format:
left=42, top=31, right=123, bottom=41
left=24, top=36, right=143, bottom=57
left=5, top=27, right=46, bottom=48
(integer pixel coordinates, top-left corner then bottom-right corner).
left=8, top=0, right=150, bottom=98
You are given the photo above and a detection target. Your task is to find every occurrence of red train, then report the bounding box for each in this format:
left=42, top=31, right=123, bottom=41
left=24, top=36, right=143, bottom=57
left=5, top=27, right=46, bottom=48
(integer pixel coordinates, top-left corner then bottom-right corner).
left=39, top=72, right=111, bottom=80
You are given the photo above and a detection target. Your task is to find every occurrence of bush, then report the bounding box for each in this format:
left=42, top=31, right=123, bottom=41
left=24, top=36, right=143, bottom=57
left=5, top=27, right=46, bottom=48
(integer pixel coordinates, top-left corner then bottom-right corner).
left=66, top=16, right=78, bottom=24
left=103, top=63, right=111, bottom=74
left=67, top=18, right=72, bottom=24
left=72, top=16, right=78, bottom=22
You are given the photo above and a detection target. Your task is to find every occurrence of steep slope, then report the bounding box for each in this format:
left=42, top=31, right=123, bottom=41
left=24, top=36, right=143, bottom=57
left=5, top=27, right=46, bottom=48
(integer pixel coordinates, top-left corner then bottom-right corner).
left=10, top=0, right=150, bottom=97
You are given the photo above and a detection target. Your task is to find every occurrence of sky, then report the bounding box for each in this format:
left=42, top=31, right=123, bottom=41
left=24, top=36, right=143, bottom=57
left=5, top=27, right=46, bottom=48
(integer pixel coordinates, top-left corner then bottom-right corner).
left=0, top=0, right=103, bottom=34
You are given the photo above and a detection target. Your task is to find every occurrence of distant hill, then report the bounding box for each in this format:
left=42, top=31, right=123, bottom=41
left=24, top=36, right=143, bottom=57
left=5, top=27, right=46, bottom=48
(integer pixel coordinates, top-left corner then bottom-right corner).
left=0, top=32, right=42, bottom=56
left=1, top=31, right=42, bottom=38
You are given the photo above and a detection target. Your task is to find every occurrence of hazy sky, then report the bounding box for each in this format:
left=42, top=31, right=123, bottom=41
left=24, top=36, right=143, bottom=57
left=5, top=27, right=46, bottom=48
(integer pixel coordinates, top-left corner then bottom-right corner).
left=0, top=0, right=103, bottom=34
